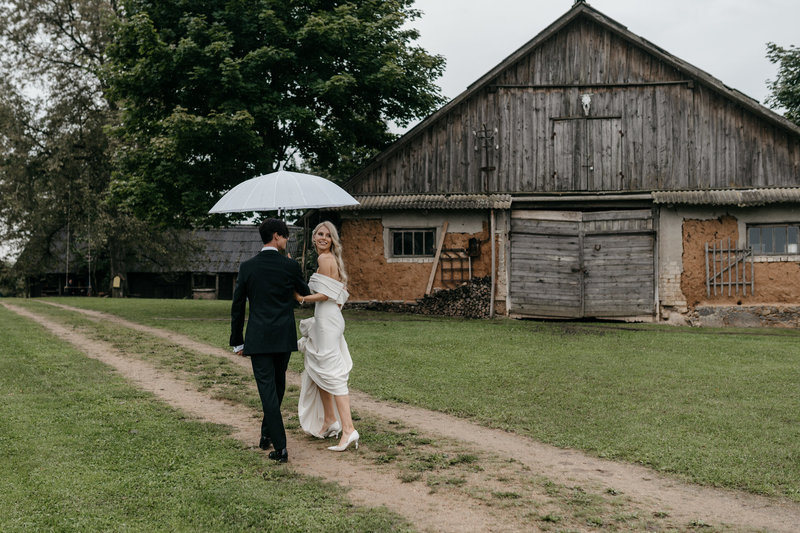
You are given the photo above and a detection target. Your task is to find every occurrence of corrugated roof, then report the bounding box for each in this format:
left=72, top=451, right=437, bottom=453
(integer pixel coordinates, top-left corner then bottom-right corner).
left=652, top=188, right=800, bottom=207
left=330, top=194, right=513, bottom=211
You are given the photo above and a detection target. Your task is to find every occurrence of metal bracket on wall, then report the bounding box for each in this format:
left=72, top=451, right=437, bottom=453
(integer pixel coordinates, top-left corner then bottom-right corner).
left=473, top=124, right=498, bottom=190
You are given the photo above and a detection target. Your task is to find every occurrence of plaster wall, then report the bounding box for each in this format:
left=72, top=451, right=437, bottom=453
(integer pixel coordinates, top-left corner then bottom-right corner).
left=340, top=211, right=497, bottom=302
left=657, top=209, right=688, bottom=311
left=659, top=206, right=800, bottom=309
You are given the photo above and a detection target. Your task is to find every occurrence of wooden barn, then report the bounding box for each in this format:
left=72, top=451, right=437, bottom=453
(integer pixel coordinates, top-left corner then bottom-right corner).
left=329, top=1, right=800, bottom=324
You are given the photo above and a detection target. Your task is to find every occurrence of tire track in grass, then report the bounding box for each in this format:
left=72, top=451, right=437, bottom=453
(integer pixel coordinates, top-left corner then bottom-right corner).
left=4, top=302, right=526, bottom=533
left=27, top=300, right=800, bottom=533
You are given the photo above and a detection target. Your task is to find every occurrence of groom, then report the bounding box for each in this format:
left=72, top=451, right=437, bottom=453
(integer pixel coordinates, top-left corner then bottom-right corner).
left=230, top=218, right=310, bottom=463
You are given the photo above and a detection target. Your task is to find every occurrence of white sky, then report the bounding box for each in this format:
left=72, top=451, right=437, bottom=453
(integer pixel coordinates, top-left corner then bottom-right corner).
left=408, top=0, right=799, bottom=113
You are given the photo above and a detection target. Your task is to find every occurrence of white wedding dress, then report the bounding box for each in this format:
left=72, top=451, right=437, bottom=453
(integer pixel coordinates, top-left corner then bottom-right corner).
left=297, top=273, right=352, bottom=438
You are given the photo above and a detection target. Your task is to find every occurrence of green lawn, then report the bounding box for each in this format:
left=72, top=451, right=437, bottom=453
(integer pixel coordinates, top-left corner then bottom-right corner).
left=12, top=297, right=800, bottom=501
left=0, top=304, right=410, bottom=532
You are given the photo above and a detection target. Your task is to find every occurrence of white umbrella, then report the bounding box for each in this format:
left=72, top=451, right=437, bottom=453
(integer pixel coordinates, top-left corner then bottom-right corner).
left=208, top=167, right=359, bottom=214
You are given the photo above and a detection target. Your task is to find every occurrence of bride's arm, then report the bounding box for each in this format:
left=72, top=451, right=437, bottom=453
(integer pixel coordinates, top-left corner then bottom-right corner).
left=298, top=292, right=328, bottom=304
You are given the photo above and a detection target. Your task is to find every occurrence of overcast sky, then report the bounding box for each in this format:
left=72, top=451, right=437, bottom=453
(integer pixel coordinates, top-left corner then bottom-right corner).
left=407, top=0, right=799, bottom=117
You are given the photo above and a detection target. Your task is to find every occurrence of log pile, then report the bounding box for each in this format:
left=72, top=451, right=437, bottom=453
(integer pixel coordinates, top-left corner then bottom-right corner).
left=349, top=276, right=491, bottom=319
left=416, top=276, right=491, bottom=318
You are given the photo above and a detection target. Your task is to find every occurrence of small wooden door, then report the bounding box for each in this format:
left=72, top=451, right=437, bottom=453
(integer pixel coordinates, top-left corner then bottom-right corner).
left=552, top=120, right=580, bottom=191
left=552, top=118, right=624, bottom=191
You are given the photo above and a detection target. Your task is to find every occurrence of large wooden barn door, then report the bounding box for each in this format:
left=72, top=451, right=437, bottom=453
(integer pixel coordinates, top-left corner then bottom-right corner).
left=509, top=210, right=655, bottom=318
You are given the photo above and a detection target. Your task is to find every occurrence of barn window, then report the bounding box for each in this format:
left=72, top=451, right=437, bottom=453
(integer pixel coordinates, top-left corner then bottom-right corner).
left=391, top=228, right=436, bottom=257
left=748, top=224, right=800, bottom=254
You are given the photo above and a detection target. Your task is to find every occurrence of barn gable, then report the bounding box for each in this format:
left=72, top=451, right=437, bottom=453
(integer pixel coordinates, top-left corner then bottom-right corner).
left=346, top=1, right=800, bottom=197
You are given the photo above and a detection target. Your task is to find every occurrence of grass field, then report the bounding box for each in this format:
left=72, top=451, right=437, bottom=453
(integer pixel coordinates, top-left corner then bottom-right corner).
left=0, top=303, right=410, bottom=532
left=6, top=297, right=800, bottom=505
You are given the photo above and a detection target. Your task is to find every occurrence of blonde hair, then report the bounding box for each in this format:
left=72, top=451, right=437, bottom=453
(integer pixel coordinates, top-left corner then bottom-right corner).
left=313, top=221, right=348, bottom=286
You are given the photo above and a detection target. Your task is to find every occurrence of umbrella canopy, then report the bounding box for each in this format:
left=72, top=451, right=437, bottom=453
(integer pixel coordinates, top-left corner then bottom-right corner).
left=208, top=168, right=359, bottom=213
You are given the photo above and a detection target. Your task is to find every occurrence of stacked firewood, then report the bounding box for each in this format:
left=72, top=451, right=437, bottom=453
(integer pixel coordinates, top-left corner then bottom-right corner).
left=349, top=277, right=491, bottom=319
left=416, top=276, right=491, bottom=319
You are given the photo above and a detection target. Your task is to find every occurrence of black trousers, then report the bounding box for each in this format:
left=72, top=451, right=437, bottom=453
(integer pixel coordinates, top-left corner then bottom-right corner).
left=250, top=352, right=291, bottom=450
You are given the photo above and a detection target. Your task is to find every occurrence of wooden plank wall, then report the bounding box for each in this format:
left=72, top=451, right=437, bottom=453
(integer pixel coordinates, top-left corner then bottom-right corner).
left=348, top=16, right=800, bottom=196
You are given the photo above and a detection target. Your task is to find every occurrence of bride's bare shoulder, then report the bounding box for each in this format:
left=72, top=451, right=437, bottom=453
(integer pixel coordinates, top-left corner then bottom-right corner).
left=316, top=253, right=339, bottom=279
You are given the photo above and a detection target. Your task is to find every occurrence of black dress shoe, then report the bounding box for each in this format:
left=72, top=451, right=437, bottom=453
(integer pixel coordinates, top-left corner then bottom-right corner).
left=259, top=436, right=271, bottom=450
left=268, top=448, right=288, bottom=463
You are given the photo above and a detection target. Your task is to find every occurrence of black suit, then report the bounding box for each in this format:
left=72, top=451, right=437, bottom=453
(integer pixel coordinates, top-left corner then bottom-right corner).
left=230, top=249, right=310, bottom=451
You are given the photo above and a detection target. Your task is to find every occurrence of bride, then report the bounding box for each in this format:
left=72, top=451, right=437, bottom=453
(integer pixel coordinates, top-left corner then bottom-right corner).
left=295, top=221, right=359, bottom=451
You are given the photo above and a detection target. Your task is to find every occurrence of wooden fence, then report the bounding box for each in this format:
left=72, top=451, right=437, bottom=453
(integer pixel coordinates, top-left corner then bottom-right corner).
left=705, top=239, right=754, bottom=297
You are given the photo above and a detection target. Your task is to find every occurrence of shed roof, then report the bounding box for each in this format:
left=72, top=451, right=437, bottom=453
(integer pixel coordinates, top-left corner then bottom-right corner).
left=185, top=225, right=303, bottom=273
left=30, top=225, right=299, bottom=275
left=331, top=194, right=512, bottom=211
left=188, top=226, right=262, bottom=273
left=652, top=187, right=800, bottom=207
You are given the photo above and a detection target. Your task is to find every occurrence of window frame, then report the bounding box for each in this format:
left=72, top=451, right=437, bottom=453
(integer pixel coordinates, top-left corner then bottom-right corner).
left=747, top=223, right=800, bottom=256
left=389, top=227, right=437, bottom=258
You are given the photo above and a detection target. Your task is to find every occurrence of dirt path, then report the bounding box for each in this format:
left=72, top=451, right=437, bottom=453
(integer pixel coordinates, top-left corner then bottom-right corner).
left=9, top=300, right=800, bottom=532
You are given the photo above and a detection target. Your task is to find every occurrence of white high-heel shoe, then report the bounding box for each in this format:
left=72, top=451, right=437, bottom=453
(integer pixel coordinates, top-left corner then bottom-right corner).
left=320, top=421, right=341, bottom=439
left=327, top=429, right=359, bottom=452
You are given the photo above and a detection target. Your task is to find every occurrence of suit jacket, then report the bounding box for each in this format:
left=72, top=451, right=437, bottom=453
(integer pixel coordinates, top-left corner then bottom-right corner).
left=230, top=250, right=311, bottom=354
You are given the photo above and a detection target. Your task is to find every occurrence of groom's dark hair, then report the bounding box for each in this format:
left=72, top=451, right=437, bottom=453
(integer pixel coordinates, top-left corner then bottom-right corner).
left=259, top=218, right=289, bottom=243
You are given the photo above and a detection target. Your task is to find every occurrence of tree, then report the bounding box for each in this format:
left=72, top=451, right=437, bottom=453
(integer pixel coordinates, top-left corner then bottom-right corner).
left=0, top=0, right=118, bottom=287
left=104, top=0, right=446, bottom=227
left=766, top=42, right=800, bottom=126
left=0, top=0, right=201, bottom=293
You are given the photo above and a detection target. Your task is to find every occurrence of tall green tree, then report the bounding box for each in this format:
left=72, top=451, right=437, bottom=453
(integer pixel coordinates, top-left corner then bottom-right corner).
left=0, top=0, right=200, bottom=293
left=104, top=0, right=446, bottom=227
left=0, top=0, right=119, bottom=287
left=766, top=42, right=800, bottom=126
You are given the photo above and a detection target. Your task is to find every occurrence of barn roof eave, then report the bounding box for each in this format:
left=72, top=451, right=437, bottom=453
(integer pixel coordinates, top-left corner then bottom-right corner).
left=324, top=193, right=512, bottom=211
left=652, top=187, right=800, bottom=207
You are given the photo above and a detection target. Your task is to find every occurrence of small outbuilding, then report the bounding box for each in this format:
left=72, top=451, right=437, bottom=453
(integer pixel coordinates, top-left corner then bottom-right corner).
left=26, top=225, right=302, bottom=300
